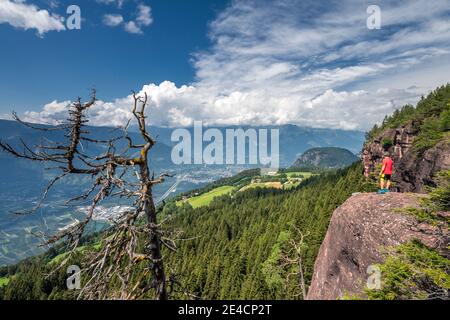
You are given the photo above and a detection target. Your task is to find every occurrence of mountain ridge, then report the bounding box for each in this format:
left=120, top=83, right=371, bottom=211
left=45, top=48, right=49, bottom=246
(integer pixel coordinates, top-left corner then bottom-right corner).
left=0, top=85, right=449, bottom=300
left=292, top=147, right=358, bottom=169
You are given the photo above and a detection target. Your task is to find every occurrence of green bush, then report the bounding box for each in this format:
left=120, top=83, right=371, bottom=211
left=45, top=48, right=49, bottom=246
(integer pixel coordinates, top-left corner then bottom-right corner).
left=413, top=117, right=445, bottom=153
left=366, top=240, right=450, bottom=300
left=423, top=170, right=450, bottom=212
left=400, top=170, right=450, bottom=225
left=381, top=138, right=393, bottom=150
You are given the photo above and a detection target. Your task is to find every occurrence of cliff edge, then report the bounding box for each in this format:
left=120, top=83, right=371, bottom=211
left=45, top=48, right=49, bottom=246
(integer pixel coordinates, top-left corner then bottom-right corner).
left=306, top=192, right=446, bottom=300
left=362, top=123, right=450, bottom=193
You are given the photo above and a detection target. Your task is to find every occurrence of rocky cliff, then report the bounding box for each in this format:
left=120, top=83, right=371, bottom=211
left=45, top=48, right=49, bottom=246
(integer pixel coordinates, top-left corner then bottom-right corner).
left=308, top=85, right=450, bottom=300
left=362, top=123, right=450, bottom=192
left=306, top=192, right=447, bottom=300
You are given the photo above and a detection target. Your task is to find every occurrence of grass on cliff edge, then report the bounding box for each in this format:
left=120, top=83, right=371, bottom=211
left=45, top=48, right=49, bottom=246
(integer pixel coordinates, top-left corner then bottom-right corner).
left=369, top=170, right=450, bottom=300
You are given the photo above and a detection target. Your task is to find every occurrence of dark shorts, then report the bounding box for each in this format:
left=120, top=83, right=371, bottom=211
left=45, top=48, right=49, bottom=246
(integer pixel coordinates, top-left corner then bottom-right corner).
left=382, top=174, right=392, bottom=181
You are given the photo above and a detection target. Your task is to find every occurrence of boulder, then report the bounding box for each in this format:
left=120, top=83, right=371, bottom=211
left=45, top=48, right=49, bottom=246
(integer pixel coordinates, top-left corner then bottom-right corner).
left=306, top=192, right=447, bottom=300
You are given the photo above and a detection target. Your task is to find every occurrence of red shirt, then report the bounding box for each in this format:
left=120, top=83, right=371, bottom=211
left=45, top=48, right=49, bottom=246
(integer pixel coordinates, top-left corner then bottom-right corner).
left=383, top=157, right=394, bottom=175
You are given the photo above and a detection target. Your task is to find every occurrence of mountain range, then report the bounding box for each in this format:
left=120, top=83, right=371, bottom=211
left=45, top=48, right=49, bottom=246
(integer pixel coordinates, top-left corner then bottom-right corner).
left=0, top=119, right=364, bottom=264
left=0, top=84, right=448, bottom=300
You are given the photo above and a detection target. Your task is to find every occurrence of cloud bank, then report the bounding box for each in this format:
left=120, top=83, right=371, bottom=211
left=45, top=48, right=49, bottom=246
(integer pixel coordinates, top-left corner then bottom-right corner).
left=0, top=0, right=65, bottom=35
left=21, top=0, right=450, bottom=130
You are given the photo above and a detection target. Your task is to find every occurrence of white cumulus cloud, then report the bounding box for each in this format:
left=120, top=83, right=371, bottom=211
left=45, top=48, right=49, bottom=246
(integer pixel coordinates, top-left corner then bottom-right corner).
left=136, top=4, right=152, bottom=26
left=97, top=0, right=126, bottom=9
left=124, top=21, right=141, bottom=34
left=103, top=3, right=153, bottom=34
left=20, top=0, right=450, bottom=130
left=123, top=4, right=152, bottom=34
left=0, top=0, right=65, bottom=35
left=102, top=13, right=123, bottom=27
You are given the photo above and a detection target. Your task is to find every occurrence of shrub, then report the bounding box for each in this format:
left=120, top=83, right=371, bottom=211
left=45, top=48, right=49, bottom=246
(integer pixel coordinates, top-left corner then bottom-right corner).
left=381, top=138, right=393, bottom=150
left=366, top=240, right=450, bottom=300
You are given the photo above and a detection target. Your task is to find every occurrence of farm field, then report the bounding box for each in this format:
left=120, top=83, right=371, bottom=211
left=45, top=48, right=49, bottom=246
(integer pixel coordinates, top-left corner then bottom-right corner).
left=0, top=276, right=9, bottom=287
left=178, top=186, right=236, bottom=209
left=239, top=181, right=283, bottom=192
left=176, top=171, right=317, bottom=209
left=48, top=242, right=102, bottom=265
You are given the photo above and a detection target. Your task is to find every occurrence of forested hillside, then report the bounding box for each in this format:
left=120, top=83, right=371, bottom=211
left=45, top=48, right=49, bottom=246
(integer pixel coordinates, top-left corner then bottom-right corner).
left=0, top=163, right=376, bottom=299
left=367, top=84, right=450, bottom=153
left=1, top=84, right=449, bottom=300
left=292, top=147, right=358, bottom=168
left=363, top=83, right=450, bottom=193
left=164, top=163, right=376, bottom=299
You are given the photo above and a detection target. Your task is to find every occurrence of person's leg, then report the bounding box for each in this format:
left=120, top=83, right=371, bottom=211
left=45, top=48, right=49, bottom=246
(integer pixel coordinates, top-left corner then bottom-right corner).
left=380, top=176, right=385, bottom=189
left=384, top=174, right=391, bottom=191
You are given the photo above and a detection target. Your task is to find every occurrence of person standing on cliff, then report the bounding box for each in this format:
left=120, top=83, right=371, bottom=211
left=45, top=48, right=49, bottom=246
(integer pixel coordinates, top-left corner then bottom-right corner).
left=379, top=152, right=394, bottom=193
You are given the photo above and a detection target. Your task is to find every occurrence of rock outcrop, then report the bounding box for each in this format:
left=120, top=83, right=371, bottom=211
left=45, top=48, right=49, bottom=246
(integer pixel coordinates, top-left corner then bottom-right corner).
left=362, top=123, right=450, bottom=192
left=306, top=192, right=447, bottom=300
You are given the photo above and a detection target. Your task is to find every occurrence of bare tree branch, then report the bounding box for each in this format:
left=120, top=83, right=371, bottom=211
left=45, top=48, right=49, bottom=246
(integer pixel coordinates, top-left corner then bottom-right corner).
left=0, top=89, right=173, bottom=300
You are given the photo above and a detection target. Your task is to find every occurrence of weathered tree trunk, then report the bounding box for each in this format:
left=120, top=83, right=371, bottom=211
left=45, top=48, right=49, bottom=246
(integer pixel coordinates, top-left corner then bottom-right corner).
left=298, top=257, right=306, bottom=300
left=0, top=90, right=172, bottom=300
left=140, top=144, right=167, bottom=300
left=145, top=188, right=167, bottom=300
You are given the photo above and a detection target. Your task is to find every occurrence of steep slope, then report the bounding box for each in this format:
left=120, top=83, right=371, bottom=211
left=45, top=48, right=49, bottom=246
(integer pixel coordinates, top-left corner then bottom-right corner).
left=306, top=193, right=447, bottom=300
left=293, top=147, right=358, bottom=168
left=1, top=85, right=448, bottom=300
left=362, top=123, right=450, bottom=192
left=0, top=163, right=376, bottom=299
left=363, top=84, right=450, bottom=192
left=0, top=119, right=174, bottom=265
left=307, top=85, right=450, bottom=300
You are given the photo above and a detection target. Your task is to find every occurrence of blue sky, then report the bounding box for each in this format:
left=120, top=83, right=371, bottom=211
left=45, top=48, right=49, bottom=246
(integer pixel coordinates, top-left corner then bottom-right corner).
left=1, top=0, right=450, bottom=130
left=0, top=0, right=228, bottom=111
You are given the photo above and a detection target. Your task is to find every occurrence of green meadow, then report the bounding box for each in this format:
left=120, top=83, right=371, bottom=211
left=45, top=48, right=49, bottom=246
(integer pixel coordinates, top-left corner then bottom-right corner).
left=0, top=277, right=9, bottom=287
left=178, top=186, right=236, bottom=209
left=48, top=242, right=102, bottom=265
left=285, top=171, right=314, bottom=179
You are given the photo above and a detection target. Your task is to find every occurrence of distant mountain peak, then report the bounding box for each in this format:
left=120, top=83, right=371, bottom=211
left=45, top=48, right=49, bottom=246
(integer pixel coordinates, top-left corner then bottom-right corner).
left=292, top=147, right=358, bottom=169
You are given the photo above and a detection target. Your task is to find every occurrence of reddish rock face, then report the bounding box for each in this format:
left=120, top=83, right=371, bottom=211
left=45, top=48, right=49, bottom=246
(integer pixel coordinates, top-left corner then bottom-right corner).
left=362, top=123, right=450, bottom=192
left=306, top=193, right=447, bottom=300
left=362, top=124, right=417, bottom=178
left=394, top=140, right=450, bottom=192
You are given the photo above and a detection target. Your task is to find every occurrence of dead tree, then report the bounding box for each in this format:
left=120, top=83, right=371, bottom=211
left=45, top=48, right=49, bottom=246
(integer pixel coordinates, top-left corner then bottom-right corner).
left=0, top=90, right=171, bottom=300
left=280, top=226, right=309, bottom=299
